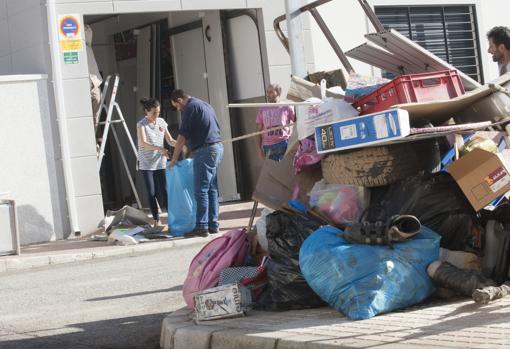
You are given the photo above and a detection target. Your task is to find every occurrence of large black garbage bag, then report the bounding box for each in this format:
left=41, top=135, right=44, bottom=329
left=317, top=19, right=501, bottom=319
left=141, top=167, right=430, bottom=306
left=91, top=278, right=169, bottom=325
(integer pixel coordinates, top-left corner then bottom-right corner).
left=375, top=172, right=482, bottom=253
left=255, top=210, right=326, bottom=310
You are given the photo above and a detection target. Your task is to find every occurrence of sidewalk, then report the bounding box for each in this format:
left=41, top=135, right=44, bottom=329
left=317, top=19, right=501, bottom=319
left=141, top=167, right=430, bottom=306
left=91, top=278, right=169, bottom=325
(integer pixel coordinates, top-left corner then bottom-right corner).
left=0, top=201, right=261, bottom=274
left=161, top=297, right=510, bottom=349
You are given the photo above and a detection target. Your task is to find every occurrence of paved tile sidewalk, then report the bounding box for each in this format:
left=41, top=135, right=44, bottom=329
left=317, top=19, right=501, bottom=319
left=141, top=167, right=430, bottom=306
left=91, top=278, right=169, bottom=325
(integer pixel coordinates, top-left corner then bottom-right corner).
left=161, top=297, right=510, bottom=349
left=0, top=201, right=261, bottom=273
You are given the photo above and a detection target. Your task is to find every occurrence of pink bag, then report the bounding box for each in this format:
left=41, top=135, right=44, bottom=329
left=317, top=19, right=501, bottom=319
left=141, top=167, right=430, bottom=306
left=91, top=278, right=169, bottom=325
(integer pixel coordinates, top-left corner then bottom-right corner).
left=182, top=229, right=249, bottom=308
left=293, top=138, right=323, bottom=175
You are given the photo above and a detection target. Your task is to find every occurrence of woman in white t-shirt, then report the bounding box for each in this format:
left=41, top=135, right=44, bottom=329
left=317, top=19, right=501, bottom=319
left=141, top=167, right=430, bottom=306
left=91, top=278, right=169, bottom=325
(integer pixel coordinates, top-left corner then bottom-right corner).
left=136, top=98, right=176, bottom=225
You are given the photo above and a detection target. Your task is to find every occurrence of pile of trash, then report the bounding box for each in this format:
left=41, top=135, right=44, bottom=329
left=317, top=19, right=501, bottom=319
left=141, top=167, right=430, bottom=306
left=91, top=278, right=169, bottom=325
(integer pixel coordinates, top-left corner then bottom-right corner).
left=98, top=206, right=173, bottom=245
left=182, top=68, right=510, bottom=321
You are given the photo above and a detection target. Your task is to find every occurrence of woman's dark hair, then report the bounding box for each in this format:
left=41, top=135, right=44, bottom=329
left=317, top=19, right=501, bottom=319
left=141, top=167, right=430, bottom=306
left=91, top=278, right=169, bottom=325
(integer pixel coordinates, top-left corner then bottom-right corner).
left=488, top=26, right=510, bottom=51
left=140, top=97, right=160, bottom=111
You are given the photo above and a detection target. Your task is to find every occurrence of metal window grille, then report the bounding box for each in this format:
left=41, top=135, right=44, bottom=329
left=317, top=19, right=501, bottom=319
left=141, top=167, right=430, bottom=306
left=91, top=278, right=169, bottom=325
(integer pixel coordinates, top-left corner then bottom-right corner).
left=375, top=5, right=484, bottom=83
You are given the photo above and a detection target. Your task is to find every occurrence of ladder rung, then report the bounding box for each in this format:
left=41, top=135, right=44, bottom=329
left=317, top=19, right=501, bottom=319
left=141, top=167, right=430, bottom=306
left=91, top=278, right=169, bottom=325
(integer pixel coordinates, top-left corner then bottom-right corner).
left=98, top=120, right=124, bottom=125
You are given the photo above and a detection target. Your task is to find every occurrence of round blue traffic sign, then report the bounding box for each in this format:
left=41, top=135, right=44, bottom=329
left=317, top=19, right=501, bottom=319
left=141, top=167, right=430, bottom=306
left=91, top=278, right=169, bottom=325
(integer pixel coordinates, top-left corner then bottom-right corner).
left=60, top=16, right=80, bottom=37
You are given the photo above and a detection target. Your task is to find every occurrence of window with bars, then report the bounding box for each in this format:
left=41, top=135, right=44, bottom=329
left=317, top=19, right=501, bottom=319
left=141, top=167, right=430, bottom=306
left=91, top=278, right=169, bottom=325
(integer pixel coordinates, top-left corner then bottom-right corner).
left=375, top=5, right=484, bottom=83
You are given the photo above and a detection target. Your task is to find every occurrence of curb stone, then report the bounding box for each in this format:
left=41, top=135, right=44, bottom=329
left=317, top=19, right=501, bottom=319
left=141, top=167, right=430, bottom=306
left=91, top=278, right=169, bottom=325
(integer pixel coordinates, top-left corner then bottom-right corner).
left=0, top=236, right=212, bottom=274
left=160, top=317, right=194, bottom=349
left=174, top=325, right=227, bottom=349
left=209, top=328, right=280, bottom=349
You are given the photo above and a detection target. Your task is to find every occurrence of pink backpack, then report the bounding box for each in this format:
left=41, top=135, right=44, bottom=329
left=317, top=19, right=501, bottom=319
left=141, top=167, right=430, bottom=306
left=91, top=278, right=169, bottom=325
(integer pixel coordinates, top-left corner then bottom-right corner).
left=182, top=229, right=249, bottom=308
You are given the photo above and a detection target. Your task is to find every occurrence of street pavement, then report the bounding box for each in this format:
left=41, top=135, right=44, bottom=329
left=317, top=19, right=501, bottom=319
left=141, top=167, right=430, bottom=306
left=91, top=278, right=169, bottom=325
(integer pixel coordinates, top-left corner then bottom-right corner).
left=0, top=247, right=200, bottom=349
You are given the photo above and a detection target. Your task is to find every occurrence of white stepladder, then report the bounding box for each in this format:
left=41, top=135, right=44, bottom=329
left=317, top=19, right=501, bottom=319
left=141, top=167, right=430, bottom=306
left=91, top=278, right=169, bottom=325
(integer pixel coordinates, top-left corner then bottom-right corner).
left=95, top=74, right=142, bottom=209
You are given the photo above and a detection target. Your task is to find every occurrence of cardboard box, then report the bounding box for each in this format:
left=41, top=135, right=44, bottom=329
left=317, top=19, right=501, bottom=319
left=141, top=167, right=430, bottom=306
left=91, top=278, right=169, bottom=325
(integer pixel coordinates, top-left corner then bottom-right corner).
left=455, top=76, right=510, bottom=124
left=448, top=149, right=510, bottom=211
left=193, top=283, right=251, bottom=321
left=252, top=142, right=322, bottom=210
left=315, top=108, right=410, bottom=154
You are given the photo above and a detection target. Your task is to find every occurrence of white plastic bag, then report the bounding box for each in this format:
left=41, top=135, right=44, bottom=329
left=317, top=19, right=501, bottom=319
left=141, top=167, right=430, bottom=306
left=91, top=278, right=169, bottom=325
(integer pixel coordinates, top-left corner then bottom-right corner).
left=296, top=97, right=358, bottom=140
left=255, top=208, right=274, bottom=252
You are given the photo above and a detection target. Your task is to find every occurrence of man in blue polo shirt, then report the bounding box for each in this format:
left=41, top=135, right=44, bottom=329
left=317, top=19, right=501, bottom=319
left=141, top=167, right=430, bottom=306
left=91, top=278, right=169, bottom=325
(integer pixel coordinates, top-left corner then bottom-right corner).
left=169, top=89, right=224, bottom=237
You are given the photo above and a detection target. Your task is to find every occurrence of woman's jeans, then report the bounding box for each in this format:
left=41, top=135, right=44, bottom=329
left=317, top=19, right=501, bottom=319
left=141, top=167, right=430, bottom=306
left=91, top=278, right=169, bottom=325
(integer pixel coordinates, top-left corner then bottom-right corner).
left=140, top=169, right=167, bottom=221
left=262, top=139, right=289, bottom=162
left=192, top=143, right=224, bottom=230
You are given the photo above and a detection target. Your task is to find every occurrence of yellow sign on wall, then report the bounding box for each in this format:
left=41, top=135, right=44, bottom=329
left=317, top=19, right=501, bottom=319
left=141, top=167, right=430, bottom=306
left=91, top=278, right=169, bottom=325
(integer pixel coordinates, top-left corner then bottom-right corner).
left=59, top=39, right=83, bottom=52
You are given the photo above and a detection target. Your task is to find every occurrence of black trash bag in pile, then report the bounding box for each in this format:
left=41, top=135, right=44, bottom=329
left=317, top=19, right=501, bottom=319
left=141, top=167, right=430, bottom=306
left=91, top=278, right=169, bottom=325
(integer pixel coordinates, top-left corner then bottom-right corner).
left=255, top=210, right=326, bottom=310
left=374, top=172, right=482, bottom=253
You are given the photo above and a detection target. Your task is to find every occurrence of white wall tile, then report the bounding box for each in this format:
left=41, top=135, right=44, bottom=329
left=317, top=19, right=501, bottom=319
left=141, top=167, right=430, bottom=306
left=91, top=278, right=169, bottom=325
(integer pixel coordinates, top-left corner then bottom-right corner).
left=246, top=0, right=262, bottom=7
left=6, top=0, right=37, bottom=16
left=11, top=43, right=48, bottom=74
left=0, top=19, right=10, bottom=57
left=62, top=77, right=93, bottom=118
left=8, top=5, right=44, bottom=53
left=74, top=194, right=104, bottom=234
left=0, top=0, right=7, bottom=19
left=60, top=49, right=90, bottom=80
left=254, top=0, right=286, bottom=31
left=67, top=117, right=97, bottom=158
left=265, top=30, right=290, bottom=67
left=0, top=55, right=11, bottom=74
left=55, top=2, right=115, bottom=14
left=57, top=0, right=111, bottom=3
left=168, top=11, right=201, bottom=27
left=182, top=0, right=246, bottom=10
left=268, top=64, right=291, bottom=97
left=71, top=156, right=102, bottom=197
left=113, top=0, right=181, bottom=13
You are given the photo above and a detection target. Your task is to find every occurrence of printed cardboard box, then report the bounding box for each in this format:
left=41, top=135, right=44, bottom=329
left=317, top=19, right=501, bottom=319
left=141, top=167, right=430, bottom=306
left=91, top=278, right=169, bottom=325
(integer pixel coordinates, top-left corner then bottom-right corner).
left=315, top=108, right=410, bottom=154
left=193, top=283, right=251, bottom=321
left=448, top=149, right=510, bottom=211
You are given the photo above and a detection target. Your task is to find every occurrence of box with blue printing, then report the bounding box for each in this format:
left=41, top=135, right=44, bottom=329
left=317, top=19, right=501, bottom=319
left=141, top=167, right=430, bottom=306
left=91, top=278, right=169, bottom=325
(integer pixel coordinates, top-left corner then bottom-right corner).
left=314, top=108, right=411, bottom=154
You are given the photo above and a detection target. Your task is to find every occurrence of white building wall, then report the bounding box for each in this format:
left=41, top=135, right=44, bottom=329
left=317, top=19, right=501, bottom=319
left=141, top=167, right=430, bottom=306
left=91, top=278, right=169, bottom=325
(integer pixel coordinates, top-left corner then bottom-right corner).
left=0, top=75, right=66, bottom=244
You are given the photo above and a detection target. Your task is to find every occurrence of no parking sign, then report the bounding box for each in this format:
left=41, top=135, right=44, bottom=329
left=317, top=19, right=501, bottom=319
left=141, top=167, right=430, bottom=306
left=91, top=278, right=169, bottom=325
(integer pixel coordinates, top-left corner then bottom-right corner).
left=60, top=16, right=80, bottom=38
left=58, top=14, right=83, bottom=53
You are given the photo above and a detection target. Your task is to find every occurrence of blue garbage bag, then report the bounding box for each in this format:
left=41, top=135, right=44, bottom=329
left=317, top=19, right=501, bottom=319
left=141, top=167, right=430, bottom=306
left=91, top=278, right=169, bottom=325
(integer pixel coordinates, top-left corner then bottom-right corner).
left=166, top=159, right=196, bottom=236
left=299, top=225, right=440, bottom=320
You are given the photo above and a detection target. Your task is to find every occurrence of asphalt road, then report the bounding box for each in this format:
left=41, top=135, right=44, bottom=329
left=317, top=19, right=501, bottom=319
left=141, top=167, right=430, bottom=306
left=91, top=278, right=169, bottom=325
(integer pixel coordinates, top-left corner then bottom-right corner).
left=0, top=245, right=203, bottom=349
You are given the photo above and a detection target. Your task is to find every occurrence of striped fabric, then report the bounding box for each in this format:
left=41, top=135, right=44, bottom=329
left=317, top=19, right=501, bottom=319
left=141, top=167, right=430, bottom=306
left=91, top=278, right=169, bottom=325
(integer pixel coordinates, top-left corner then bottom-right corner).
left=137, top=117, right=168, bottom=170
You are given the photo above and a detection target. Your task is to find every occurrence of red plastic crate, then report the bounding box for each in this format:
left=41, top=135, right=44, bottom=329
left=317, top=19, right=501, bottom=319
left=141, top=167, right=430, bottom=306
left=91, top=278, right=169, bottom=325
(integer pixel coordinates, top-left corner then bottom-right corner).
left=352, top=70, right=465, bottom=115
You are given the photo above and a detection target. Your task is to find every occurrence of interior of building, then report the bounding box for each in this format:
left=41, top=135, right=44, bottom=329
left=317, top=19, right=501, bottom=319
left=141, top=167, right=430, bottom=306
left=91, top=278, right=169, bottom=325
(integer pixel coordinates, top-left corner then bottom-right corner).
left=84, top=10, right=268, bottom=212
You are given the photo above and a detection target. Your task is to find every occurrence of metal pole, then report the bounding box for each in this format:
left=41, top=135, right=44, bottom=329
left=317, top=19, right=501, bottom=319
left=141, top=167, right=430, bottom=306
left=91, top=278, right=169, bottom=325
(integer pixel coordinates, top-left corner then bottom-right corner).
left=309, top=8, right=355, bottom=74
left=358, top=0, right=385, bottom=33
left=285, top=0, right=308, bottom=78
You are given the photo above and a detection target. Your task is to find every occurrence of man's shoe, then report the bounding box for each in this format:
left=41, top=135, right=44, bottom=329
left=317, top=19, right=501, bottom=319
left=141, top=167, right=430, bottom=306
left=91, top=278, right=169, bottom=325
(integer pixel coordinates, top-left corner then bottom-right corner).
left=183, top=228, right=209, bottom=238
left=208, top=228, right=220, bottom=235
